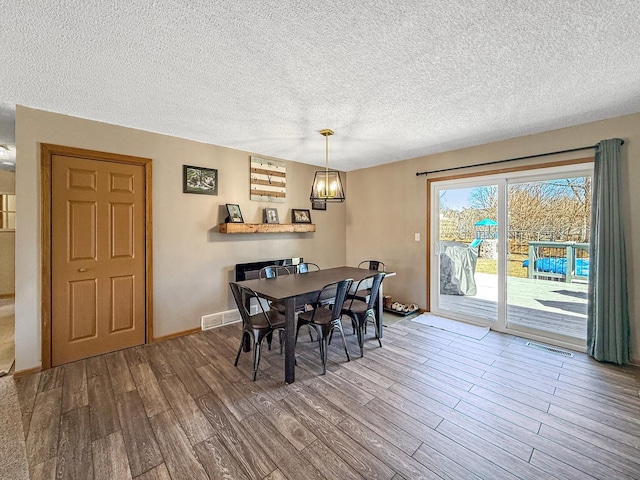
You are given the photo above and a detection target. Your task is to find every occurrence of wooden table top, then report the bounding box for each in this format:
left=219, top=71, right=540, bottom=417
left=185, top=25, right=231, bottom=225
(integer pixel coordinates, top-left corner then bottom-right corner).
left=236, top=266, right=387, bottom=302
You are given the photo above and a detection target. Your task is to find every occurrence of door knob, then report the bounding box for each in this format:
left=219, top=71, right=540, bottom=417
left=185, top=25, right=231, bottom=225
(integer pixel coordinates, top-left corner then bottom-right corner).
left=78, top=267, right=87, bottom=272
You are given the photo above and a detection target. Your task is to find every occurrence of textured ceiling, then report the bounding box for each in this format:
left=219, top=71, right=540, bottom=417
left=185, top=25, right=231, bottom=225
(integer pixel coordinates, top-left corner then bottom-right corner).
left=1, top=1, right=639, bottom=171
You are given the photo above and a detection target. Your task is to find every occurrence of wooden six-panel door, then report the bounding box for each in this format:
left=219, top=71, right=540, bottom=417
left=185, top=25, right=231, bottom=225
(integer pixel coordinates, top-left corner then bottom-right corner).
left=51, top=154, right=146, bottom=366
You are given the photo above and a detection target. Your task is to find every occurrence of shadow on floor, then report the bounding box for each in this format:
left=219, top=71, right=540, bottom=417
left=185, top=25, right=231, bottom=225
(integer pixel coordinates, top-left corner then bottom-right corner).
left=552, top=289, right=588, bottom=300
left=536, top=299, right=587, bottom=315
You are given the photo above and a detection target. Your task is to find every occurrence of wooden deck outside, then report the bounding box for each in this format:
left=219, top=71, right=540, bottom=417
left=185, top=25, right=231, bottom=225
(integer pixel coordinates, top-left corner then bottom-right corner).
left=438, top=273, right=587, bottom=340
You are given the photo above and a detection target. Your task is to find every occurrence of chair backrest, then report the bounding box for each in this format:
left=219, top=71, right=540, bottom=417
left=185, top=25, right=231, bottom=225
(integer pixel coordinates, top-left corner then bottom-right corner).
left=349, top=272, right=385, bottom=311
left=297, top=262, right=320, bottom=274
left=358, top=260, right=385, bottom=272
left=313, top=279, right=353, bottom=322
left=229, top=282, right=275, bottom=327
left=259, top=265, right=293, bottom=279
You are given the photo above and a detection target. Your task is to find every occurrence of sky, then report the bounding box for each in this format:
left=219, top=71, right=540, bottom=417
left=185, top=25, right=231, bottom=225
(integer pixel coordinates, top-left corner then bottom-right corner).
left=439, top=177, right=588, bottom=211
left=439, top=187, right=475, bottom=210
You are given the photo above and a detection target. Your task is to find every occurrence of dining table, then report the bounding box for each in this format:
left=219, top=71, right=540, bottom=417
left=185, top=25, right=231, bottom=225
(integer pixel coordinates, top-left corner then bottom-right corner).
left=236, top=266, right=393, bottom=383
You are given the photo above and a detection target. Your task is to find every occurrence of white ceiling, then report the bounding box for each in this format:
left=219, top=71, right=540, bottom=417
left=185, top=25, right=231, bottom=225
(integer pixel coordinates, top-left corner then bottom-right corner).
left=1, top=1, right=639, bottom=171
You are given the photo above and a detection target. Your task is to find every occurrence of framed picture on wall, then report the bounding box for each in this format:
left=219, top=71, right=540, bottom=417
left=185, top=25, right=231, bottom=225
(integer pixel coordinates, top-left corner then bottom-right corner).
left=292, top=209, right=312, bottom=224
left=225, top=204, right=244, bottom=223
left=183, top=165, right=218, bottom=195
left=250, top=156, right=286, bottom=202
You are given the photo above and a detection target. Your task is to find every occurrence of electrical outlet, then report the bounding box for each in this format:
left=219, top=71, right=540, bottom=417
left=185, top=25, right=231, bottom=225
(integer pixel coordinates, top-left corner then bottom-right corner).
left=414, top=233, right=420, bottom=241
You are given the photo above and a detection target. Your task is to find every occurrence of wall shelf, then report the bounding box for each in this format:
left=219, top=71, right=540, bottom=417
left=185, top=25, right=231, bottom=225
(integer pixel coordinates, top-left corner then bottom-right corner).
left=218, top=223, right=316, bottom=234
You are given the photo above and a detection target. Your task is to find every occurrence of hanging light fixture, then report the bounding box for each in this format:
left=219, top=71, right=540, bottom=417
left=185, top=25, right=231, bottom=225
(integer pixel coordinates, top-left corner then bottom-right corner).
left=310, top=129, right=345, bottom=203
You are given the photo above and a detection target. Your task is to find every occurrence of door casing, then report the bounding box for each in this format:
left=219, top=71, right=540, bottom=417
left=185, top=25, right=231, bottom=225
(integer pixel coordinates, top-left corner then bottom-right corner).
left=41, top=143, right=153, bottom=370
left=426, top=157, right=592, bottom=350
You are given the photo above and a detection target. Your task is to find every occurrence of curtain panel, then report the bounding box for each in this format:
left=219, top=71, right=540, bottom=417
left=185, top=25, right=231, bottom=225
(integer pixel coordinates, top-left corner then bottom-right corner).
left=587, top=138, right=630, bottom=364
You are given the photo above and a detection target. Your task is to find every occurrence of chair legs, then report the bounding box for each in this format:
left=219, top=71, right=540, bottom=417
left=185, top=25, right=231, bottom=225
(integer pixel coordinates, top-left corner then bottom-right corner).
left=318, top=322, right=350, bottom=375
left=368, top=312, right=382, bottom=348
left=252, top=340, right=261, bottom=381
left=235, top=329, right=284, bottom=381
left=264, top=327, right=289, bottom=353
left=333, top=320, right=351, bottom=364
left=317, top=326, right=327, bottom=375
left=297, top=320, right=350, bottom=375
left=234, top=331, right=263, bottom=381
left=346, top=311, right=382, bottom=357
left=234, top=332, right=246, bottom=367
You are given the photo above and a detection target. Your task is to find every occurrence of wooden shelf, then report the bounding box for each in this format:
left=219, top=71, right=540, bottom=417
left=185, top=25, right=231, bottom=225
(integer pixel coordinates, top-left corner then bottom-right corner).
left=218, top=223, right=316, bottom=234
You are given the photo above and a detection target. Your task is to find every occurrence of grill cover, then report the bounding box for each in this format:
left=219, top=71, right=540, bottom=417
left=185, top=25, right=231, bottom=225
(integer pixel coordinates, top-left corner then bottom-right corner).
left=439, top=241, right=478, bottom=296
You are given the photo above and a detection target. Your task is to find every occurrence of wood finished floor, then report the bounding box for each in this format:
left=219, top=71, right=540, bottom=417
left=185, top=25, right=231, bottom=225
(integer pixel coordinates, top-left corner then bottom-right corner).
left=14, top=318, right=640, bottom=480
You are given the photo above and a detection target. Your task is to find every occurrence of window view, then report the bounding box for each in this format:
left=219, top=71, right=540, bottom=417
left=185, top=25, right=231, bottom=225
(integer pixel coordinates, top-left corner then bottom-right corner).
left=432, top=167, right=591, bottom=344
left=507, top=177, right=589, bottom=340
left=437, top=184, right=498, bottom=324
left=0, top=194, right=15, bottom=230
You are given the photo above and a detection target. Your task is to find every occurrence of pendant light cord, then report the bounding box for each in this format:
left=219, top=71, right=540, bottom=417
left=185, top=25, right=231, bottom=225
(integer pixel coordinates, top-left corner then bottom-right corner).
left=325, top=133, right=329, bottom=190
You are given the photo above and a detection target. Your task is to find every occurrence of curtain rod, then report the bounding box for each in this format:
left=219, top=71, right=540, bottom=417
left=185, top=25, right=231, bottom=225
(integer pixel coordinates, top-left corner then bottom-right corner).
left=415, top=140, right=625, bottom=176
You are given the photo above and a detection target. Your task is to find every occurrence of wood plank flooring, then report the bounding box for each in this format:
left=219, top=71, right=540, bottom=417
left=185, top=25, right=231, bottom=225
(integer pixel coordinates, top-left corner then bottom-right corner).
left=14, top=318, right=640, bottom=479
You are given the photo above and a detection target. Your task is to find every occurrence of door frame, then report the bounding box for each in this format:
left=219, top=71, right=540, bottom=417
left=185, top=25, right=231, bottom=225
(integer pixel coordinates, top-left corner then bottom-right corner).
left=40, top=143, right=153, bottom=370
left=426, top=157, right=592, bottom=313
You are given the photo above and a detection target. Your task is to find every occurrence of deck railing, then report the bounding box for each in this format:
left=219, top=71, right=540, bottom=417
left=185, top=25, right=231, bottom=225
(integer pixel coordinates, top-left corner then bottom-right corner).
left=526, top=241, right=589, bottom=283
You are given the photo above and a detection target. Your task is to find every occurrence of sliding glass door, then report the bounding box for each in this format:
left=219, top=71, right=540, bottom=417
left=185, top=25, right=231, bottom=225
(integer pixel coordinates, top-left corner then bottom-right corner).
left=430, top=164, right=592, bottom=346
left=432, top=179, right=504, bottom=327
left=505, top=174, right=590, bottom=342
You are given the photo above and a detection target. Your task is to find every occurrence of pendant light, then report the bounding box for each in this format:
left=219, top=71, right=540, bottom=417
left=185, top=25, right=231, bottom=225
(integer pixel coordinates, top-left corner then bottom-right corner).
left=310, top=129, right=345, bottom=203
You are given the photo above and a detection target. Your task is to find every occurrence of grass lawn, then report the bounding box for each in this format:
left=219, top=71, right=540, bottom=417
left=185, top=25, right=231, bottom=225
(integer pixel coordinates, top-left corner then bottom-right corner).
left=476, top=254, right=529, bottom=278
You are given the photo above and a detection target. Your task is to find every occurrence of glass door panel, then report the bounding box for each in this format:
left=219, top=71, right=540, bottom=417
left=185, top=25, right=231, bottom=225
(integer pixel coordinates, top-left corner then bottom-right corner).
left=433, top=182, right=501, bottom=325
left=506, top=175, right=590, bottom=342
left=430, top=163, right=591, bottom=347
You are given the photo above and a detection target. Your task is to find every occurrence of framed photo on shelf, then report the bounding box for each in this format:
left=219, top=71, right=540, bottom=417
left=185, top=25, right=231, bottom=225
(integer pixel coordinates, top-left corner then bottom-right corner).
left=264, top=208, right=279, bottom=224
left=292, top=208, right=312, bottom=224
left=311, top=200, right=326, bottom=211
left=183, top=165, right=218, bottom=195
left=225, top=204, right=244, bottom=223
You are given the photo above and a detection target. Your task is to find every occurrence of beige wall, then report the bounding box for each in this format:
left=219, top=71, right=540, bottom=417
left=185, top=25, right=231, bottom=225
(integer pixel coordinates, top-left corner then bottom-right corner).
left=14, top=105, right=640, bottom=370
left=15, top=106, right=346, bottom=371
left=347, top=113, right=640, bottom=361
left=0, top=170, right=14, bottom=192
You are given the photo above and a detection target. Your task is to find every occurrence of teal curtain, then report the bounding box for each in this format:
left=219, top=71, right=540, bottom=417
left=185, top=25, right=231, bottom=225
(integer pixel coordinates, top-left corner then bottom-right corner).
left=587, top=138, right=630, bottom=364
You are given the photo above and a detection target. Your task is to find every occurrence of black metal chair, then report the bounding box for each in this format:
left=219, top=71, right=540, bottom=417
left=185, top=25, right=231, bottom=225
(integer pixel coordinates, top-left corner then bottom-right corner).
left=296, top=262, right=333, bottom=307
left=358, top=260, right=385, bottom=272
left=296, top=279, right=353, bottom=375
left=230, top=282, right=286, bottom=381
left=342, top=272, right=385, bottom=357
left=297, top=262, right=320, bottom=273
left=258, top=265, right=294, bottom=314
left=259, top=265, right=294, bottom=278
left=353, top=260, right=385, bottom=310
